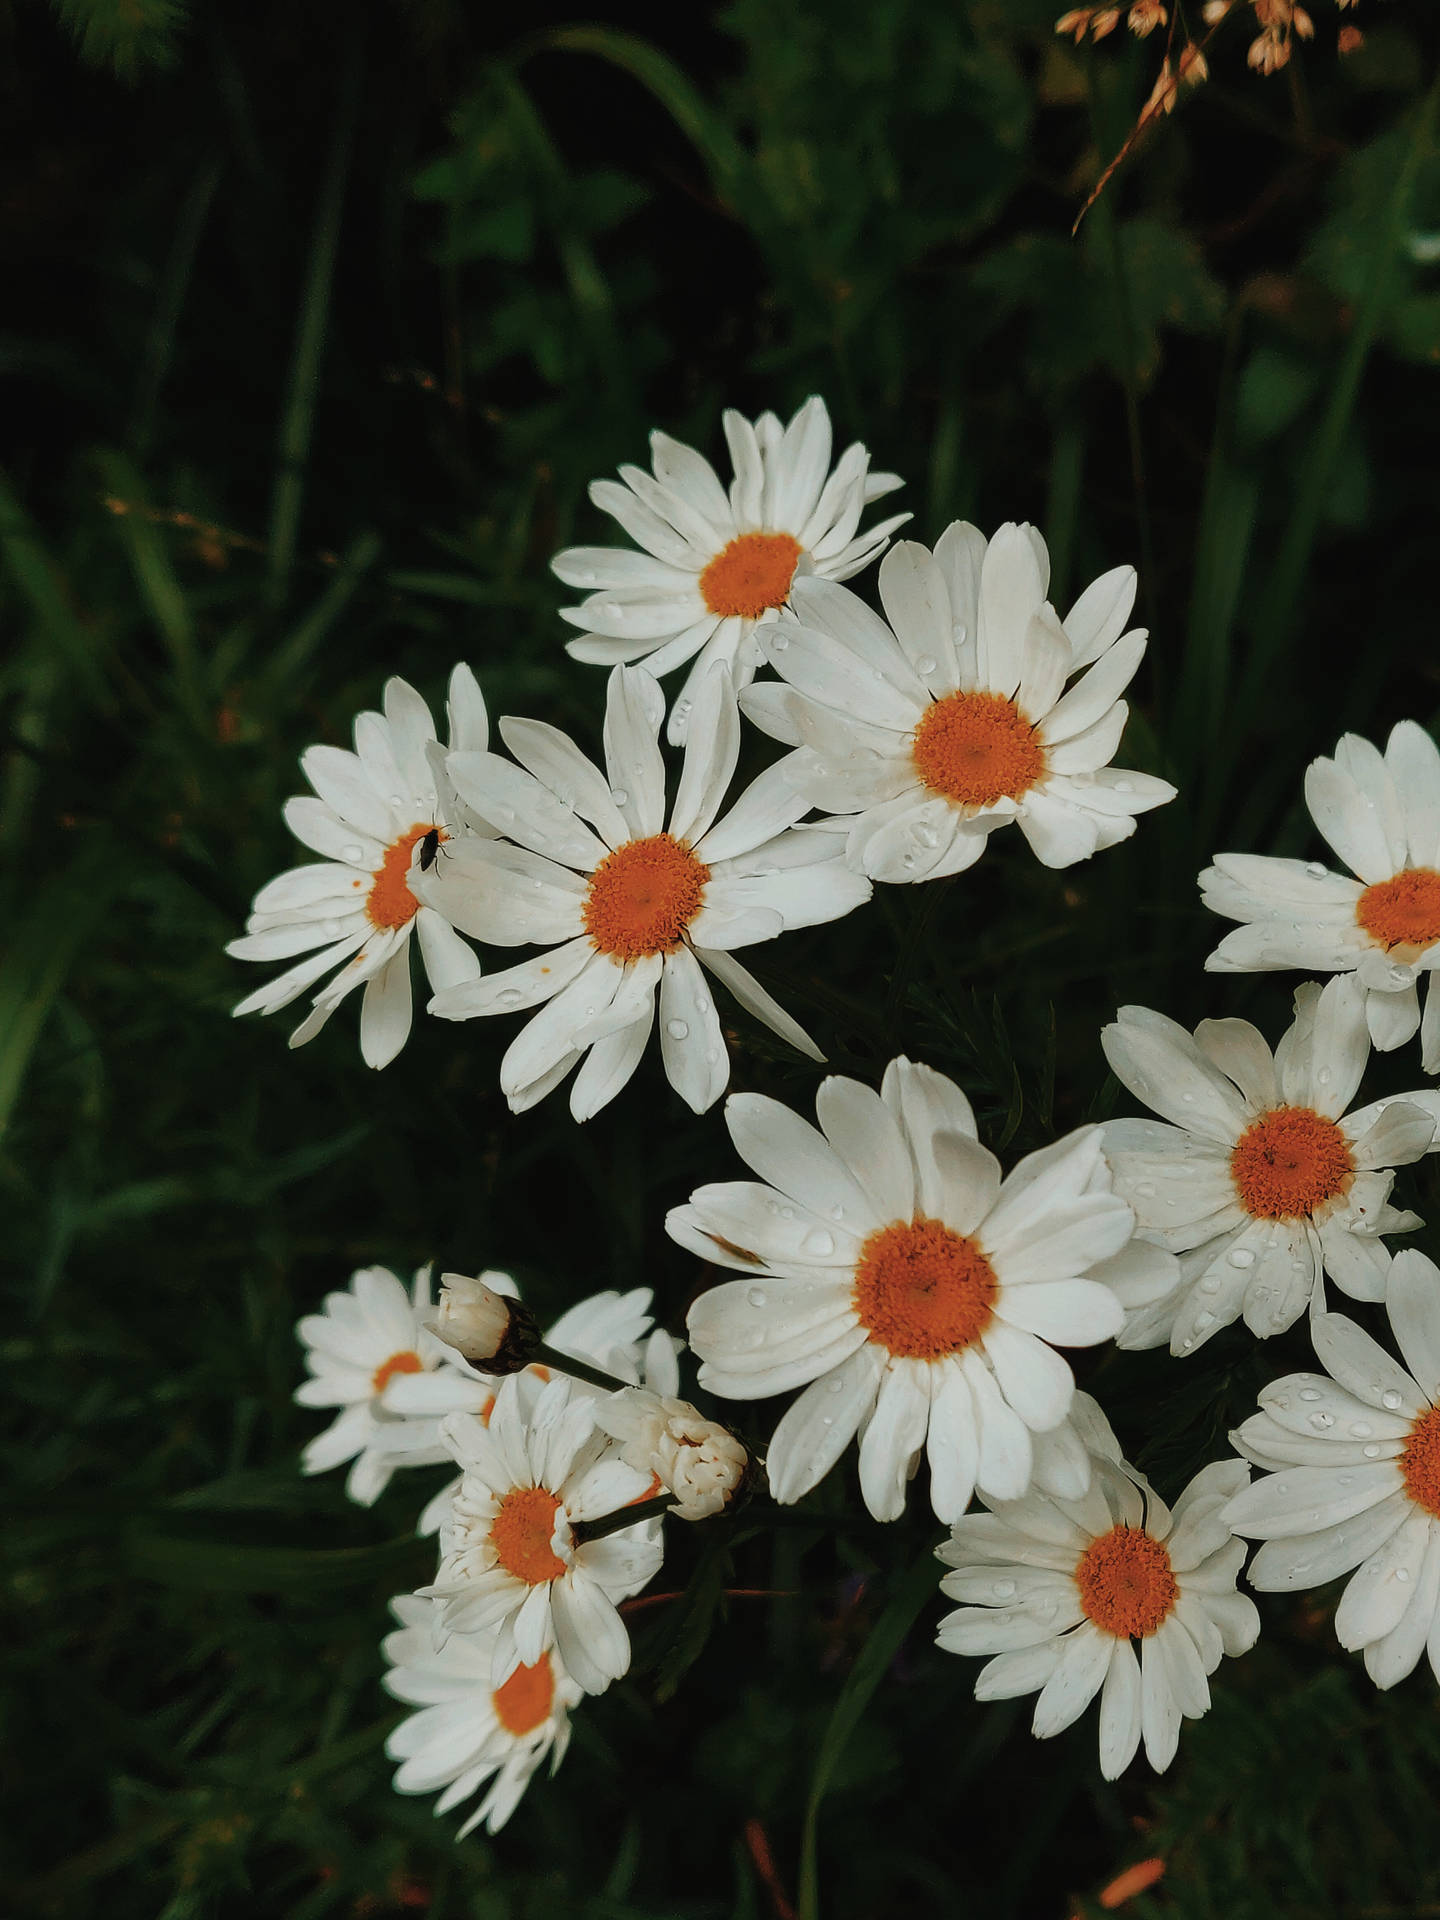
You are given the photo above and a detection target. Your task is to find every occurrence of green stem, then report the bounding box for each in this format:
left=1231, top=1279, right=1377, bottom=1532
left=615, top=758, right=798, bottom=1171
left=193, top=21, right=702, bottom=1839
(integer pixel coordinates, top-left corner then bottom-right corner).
left=533, top=1340, right=635, bottom=1397
left=572, top=1493, right=674, bottom=1545
left=1231, top=76, right=1440, bottom=733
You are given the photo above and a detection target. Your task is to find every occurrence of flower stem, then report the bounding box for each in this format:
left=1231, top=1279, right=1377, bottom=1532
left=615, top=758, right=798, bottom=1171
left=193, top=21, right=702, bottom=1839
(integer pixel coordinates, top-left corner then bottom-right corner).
left=533, top=1341, right=635, bottom=1396
left=572, top=1494, right=674, bottom=1545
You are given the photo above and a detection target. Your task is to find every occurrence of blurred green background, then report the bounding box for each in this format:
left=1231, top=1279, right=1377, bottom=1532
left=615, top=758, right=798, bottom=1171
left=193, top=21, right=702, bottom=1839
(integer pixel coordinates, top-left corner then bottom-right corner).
left=6, top=2, right=1440, bottom=1915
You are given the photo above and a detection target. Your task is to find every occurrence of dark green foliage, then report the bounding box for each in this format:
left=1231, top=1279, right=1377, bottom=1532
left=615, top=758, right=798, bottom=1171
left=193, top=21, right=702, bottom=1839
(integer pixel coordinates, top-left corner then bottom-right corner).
left=6, top=3, right=1440, bottom=1916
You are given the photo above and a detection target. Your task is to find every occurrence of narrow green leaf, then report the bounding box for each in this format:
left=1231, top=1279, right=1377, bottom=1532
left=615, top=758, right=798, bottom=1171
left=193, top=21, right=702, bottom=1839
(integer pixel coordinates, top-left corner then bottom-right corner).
left=796, top=1550, right=938, bottom=1920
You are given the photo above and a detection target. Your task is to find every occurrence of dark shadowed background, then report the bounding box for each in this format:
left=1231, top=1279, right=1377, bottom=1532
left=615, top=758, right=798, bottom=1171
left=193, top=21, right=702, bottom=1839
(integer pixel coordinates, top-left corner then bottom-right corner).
left=5, top=2, right=1440, bottom=1915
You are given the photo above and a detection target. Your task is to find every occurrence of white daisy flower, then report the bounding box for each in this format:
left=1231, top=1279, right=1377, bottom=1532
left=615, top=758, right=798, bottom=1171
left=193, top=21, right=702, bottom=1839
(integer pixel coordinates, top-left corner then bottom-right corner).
left=594, top=1386, right=748, bottom=1522
left=427, top=1373, right=664, bottom=1695
left=1202, top=723, right=1440, bottom=1068
left=937, top=1426, right=1259, bottom=1778
left=1101, top=977, right=1440, bottom=1355
left=669, top=1056, right=1176, bottom=1523
left=1224, top=1254, right=1440, bottom=1690
left=421, top=662, right=872, bottom=1118
left=378, top=1276, right=662, bottom=1537
left=382, top=1592, right=583, bottom=1835
left=552, top=395, right=908, bottom=742
left=294, top=1265, right=469, bottom=1506
left=738, top=525, right=1176, bottom=881
left=228, top=665, right=491, bottom=1068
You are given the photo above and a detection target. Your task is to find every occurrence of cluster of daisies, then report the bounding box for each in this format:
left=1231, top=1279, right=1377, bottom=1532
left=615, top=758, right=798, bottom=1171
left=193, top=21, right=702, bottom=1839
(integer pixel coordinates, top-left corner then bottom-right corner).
left=239, top=397, right=1440, bottom=1837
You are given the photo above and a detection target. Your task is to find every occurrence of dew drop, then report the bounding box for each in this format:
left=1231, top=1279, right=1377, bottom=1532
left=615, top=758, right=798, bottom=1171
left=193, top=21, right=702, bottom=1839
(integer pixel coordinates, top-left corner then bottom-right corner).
left=746, top=1287, right=768, bottom=1309
left=992, top=1579, right=1016, bottom=1600
left=1309, top=1412, right=1334, bottom=1430
left=1382, top=1390, right=1404, bottom=1410
left=704, top=1046, right=721, bottom=1065
left=780, top=1206, right=796, bottom=1221
left=1228, top=1248, right=1256, bottom=1270
left=1299, top=1388, right=1322, bottom=1402
left=1349, top=1421, right=1373, bottom=1439
left=343, top=844, right=365, bottom=864
left=916, top=655, right=938, bottom=675
left=827, top=1377, right=845, bottom=1395
left=1397, top=1566, right=1412, bottom=1582
left=770, top=633, right=790, bottom=653
left=666, top=1019, right=690, bottom=1040
left=803, top=1228, right=835, bottom=1257
left=1306, top=862, right=1328, bottom=878
left=1114, top=779, right=1134, bottom=795
left=1193, top=1311, right=1215, bottom=1332
left=1363, top=1443, right=1382, bottom=1458
left=497, top=987, right=524, bottom=1008
left=610, top=788, right=629, bottom=808
left=1134, top=1181, right=1156, bottom=1199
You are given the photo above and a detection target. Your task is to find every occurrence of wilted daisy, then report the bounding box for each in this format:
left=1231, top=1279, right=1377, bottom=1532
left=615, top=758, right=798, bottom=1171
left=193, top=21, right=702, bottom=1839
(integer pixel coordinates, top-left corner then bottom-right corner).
left=1202, top=723, right=1440, bottom=1067
left=228, top=665, right=490, bottom=1067
left=1102, top=977, right=1440, bottom=1355
left=382, top=1593, right=583, bottom=1835
left=671, top=1056, right=1176, bottom=1522
left=1225, top=1255, right=1440, bottom=1689
left=937, top=1427, right=1259, bottom=1777
left=552, top=395, right=908, bottom=742
left=422, top=662, right=871, bottom=1118
left=294, top=1265, right=466, bottom=1505
left=739, top=527, right=1175, bottom=881
left=379, top=1276, right=661, bottom=1537
left=428, top=1374, right=663, bottom=1694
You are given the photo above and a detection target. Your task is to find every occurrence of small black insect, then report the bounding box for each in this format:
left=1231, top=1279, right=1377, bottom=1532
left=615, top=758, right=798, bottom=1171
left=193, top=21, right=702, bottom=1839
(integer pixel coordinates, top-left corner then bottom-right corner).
left=417, top=827, right=445, bottom=873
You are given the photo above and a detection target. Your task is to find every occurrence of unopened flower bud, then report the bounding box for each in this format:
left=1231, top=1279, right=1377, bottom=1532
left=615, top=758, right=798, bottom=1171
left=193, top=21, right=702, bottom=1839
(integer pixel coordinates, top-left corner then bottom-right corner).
left=428, top=1272, right=540, bottom=1374
left=596, top=1388, right=748, bottom=1521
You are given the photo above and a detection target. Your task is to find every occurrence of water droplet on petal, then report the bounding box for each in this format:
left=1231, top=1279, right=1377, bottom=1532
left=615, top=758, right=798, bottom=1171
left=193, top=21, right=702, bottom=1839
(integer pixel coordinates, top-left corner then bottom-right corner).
left=1382, top=1390, right=1404, bottom=1410
left=497, top=987, right=524, bottom=1008
left=916, top=655, right=938, bottom=675
left=666, top=1019, right=690, bottom=1040
left=803, top=1228, right=835, bottom=1257
left=610, top=788, right=629, bottom=808
left=770, top=633, right=789, bottom=653
left=1309, top=1412, right=1334, bottom=1430
left=1350, top=1421, right=1373, bottom=1439
left=1306, top=862, right=1328, bottom=879
left=746, top=1286, right=768, bottom=1309
left=1299, top=1388, right=1322, bottom=1402
left=343, top=845, right=365, bottom=864
left=1228, top=1248, right=1256, bottom=1269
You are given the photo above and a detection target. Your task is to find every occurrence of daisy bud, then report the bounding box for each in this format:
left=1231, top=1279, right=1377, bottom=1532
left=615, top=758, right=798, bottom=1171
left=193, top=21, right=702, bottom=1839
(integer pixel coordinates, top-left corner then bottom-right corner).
left=1179, top=41, right=1209, bottom=86
left=1337, top=25, right=1363, bottom=53
left=429, top=1272, right=540, bottom=1374
left=596, top=1388, right=749, bottom=1522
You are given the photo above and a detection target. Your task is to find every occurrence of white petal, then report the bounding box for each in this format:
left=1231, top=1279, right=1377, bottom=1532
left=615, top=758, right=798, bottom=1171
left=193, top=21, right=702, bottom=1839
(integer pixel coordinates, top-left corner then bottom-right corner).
left=1031, top=1623, right=1113, bottom=1738
left=602, top=666, right=668, bottom=840
left=658, top=947, right=728, bottom=1114
left=1097, top=1637, right=1143, bottom=1778
left=857, top=1362, right=932, bottom=1521
left=767, top=1344, right=885, bottom=1504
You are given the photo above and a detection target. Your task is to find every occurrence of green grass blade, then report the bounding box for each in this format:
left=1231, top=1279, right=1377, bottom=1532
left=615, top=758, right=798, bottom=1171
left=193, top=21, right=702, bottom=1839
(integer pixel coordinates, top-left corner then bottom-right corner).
left=265, top=38, right=363, bottom=612
left=93, top=448, right=206, bottom=725
left=796, top=1548, right=938, bottom=1920
left=130, top=155, right=222, bottom=457
left=260, top=527, right=382, bottom=693
left=0, top=462, right=110, bottom=706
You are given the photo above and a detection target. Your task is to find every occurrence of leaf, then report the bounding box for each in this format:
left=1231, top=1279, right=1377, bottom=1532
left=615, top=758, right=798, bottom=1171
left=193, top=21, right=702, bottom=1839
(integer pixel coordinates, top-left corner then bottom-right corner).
left=124, top=1529, right=429, bottom=1595
left=48, top=0, right=190, bottom=81
left=796, top=1550, right=938, bottom=1920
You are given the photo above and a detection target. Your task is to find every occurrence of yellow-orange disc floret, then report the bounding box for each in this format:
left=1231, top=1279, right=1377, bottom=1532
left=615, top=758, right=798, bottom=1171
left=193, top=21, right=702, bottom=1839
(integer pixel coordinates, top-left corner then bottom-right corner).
left=911, top=692, right=1046, bottom=809
left=583, top=834, right=710, bottom=961
left=491, top=1487, right=568, bottom=1585
left=371, top=1349, right=424, bottom=1394
left=366, top=823, right=443, bottom=930
left=1074, top=1525, right=1178, bottom=1639
left=1357, top=868, right=1440, bottom=956
left=852, top=1217, right=999, bottom=1360
left=699, top=532, right=803, bottom=620
left=491, top=1654, right=556, bottom=1736
left=1401, top=1404, right=1440, bottom=1519
left=1230, top=1106, right=1354, bottom=1221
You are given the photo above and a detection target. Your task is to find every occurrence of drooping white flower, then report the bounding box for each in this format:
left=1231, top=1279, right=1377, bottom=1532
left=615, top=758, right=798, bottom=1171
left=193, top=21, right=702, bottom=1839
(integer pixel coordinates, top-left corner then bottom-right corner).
left=739, top=527, right=1175, bottom=881
left=1101, top=977, right=1440, bottom=1354
left=594, top=1387, right=748, bottom=1521
left=294, top=1265, right=468, bottom=1505
left=382, top=1592, right=583, bottom=1835
left=421, top=662, right=871, bottom=1118
left=1202, top=723, right=1440, bottom=1068
left=375, top=1276, right=660, bottom=1538
left=426, top=1374, right=664, bottom=1695
left=1224, top=1254, right=1440, bottom=1690
left=937, top=1412, right=1259, bottom=1778
left=670, top=1056, right=1176, bottom=1523
left=228, top=665, right=490, bottom=1067
left=553, top=395, right=908, bottom=742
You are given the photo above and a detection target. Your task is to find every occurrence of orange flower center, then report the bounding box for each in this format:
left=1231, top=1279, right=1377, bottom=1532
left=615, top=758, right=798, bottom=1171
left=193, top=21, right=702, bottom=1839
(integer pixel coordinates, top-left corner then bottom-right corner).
left=492, top=1654, right=556, bottom=1736
left=583, top=833, right=709, bottom=960
left=1401, top=1404, right=1440, bottom=1519
left=371, top=1349, right=423, bottom=1394
left=491, top=1487, right=568, bottom=1585
left=366, top=823, right=442, bottom=930
left=1356, top=868, right=1440, bottom=956
left=699, top=532, right=803, bottom=619
left=1229, top=1106, right=1354, bottom=1220
left=1075, top=1525, right=1178, bottom=1639
left=911, top=691, right=1046, bottom=808
left=852, top=1217, right=998, bottom=1359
